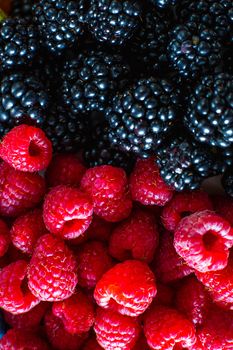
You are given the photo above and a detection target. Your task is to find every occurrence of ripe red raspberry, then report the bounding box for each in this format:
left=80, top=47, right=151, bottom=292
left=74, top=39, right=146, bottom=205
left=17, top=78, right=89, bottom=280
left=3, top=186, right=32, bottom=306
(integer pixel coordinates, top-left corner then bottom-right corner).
left=86, top=215, right=114, bottom=242
left=109, top=209, right=159, bottom=263
left=152, top=230, right=193, bottom=283
left=10, top=209, right=47, bottom=255
left=0, top=125, right=52, bottom=172
left=82, top=336, right=103, bottom=350
left=43, top=185, right=93, bottom=240
left=0, top=219, right=10, bottom=257
left=0, top=260, right=40, bottom=314
left=144, top=305, right=196, bottom=350
left=213, top=195, right=233, bottom=226
left=0, top=162, right=46, bottom=217
left=3, top=302, right=48, bottom=330
left=52, top=288, right=95, bottom=334
left=0, top=329, right=49, bottom=350
left=161, top=191, right=213, bottom=231
left=46, top=153, right=86, bottom=188
left=27, top=234, right=78, bottom=302
left=94, top=307, right=141, bottom=350
left=130, top=157, right=174, bottom=206
left=76, top=240, right=113, bottom=289
left=175, top=275, right=211, bottom=326
left=81, top=165, right=132, bottom=222
left=174, top=210, right=233, bottom=273
left=94, top=260, right=157, bottom=317
left=45, top=311, right=88, bottom=350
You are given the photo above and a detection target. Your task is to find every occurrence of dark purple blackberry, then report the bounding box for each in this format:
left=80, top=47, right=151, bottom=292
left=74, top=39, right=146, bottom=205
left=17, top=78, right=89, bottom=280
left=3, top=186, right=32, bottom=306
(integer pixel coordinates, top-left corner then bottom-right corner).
left=0, top=18, right=39, bottom=72
left=61, top=49, right=131, bottom=114
left=33, top=0, right=85, bottom=55
left=184, top=72, right=233, bottom=148
left=0, top=71, right=49, bottom=137
left=85, top=0, right=142, bottom=46
left=168, top=22, right=222, bottom=78
left=11, top=0, right=34, bottom=19
left=156, top=136, right=224, bottom=191
left=150, top=0, right=177, bottom=8
left=222, top=167, right=233, bottom=197
left=83, top=122, right=135, bottom=172
left=105, top=77, right=180, bottom=158
left=42, top=105, right=88, bottom=152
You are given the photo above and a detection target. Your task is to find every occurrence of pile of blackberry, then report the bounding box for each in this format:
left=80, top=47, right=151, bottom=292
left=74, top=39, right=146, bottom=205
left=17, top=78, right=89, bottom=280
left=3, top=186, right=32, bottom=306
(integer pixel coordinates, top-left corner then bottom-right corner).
left=0, top=0, right=232, bottom=194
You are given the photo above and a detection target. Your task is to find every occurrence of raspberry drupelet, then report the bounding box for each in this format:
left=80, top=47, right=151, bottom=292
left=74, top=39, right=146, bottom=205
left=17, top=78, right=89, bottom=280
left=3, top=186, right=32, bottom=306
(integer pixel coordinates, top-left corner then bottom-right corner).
left=0, top=219, right=10, bottom=257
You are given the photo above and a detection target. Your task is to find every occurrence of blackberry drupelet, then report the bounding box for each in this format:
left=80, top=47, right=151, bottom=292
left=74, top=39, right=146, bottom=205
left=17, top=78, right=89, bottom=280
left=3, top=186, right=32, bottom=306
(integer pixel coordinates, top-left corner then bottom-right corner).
left=168, top=22, right=222, bottom=78
left=222, top=167, right=233, bottom=197
left=105, top=77, right=180, bottom=158
left=33, top=0, right=85, bottom=55
left=43, top=105, right=88, bottom=152
left=85, top=0, right=142, bottom=46
left=0, top=18, right=39, bottom=72
left=156, top=136, right=224, bottom=191
left=83, top=122, right=135, bottom=172
left=11, top=0, right=34, bottom=19
left=150, top=0, right=177, bottom=8
left=184, top=72, right=233, bottom=148
left=61, top=49, right=131, bottom=114
left=0, top=71, right=49, bottom=137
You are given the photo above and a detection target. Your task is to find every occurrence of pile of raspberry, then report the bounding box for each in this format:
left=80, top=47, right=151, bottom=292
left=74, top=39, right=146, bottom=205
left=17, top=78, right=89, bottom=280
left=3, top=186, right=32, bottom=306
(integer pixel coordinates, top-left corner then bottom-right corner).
left=0, top=124, right=233, bottom=350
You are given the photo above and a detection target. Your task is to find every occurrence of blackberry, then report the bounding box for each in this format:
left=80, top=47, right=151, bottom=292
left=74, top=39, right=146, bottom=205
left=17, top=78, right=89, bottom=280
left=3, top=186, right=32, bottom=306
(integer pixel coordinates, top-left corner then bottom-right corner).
left=156, top=136, right=224, bottom=191
left=11, top=0, right=34, bottom=19
left=105, top=77, right=180, bottom=158
left=0, top=312, right=7, bottom=339
left=0, top=18, right=39, bottom=72
left=83, top=122, right=135, bottom=172
left=61, top=49, right=131, bottom=114
left=0, top=71, right=49, bottom=137
left=33, top=0, right=85, bottom=55
left=168, top=22, right=222, bottom=79
left=184, top=72, right=233, bottom=148
left=85, top=0, right=142, bottom=46
left=150, top=0, right=177, bottom=8
left=43, top=105, right=88, bottom=152
left=222, top=167, right=233, bottom=197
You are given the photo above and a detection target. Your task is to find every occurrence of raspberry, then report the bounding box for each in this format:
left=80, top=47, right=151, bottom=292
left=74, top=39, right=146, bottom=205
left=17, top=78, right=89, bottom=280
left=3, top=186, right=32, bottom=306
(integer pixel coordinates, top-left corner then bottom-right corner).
left=174, top=210, right=233, bottom=273
left=86, top=215, right=114, bottom=242
left=94, top=260, right=157, bottom=317
left=83, top=336, right=103, bottom=350
left=0, top=260, right=40, bottom=314
left=144, top=305, right=196, bottom=350
left=109, top=209, right=159, bottom=263
left=94, top=307, right=141, bottom=350
left=27, top=234, right=78, bottom=302
left=3, top=302, right=48, bottom=330
left=213, top=195, right=233, bottom=226
left=0, top=125, right=52, bottom=172
left=52, top=288, right=95, bottom=334
left=175, top=275, right=211, bottom=326
left=152, top=230, right=193, bottom=283
left=45, top=311, right=88, bottom=350
left=10, top=209, right=47, bottom=255
left=0, top=162, right=46, bottom=217
left=161, top=191, right=213, bottom=231
left=0, top=219, right=10, bottom=257
left=43, top=185, right=93, bottom=240
left=130, top=158, right=174, bottom=206
left=81, top=165, right=132, bottom=222
left=195, top=250, right=233, bottom=310
left=46, top=154, right=86, bottom=188
left=155, top=283, right=174, bottom=307
left=0, top=329, right=49, bottom=350
left=76, top=240, right=113, bottom=289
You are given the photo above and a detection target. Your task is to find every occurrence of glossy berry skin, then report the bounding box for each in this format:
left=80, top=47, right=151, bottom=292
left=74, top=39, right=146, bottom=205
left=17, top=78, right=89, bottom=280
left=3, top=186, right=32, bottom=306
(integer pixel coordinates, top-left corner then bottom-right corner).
left=94, top=307, right=140, bottom=350
left=94, top=260, right=157, bottom=317
left=0, top=219, right=10, bottom=257
left=11, top=0, right=34, bottom=19
left=109, top=209, right=159, bottom=263
left=161, top=191, right=213, bottom=231
left=144, top=305, right=196, bottom=350
left=222, top=167, right=233, bottom=197
left=0, top=125, right=52, bottom=172
left=76, top=240, right=113, bottom=289
left=46, top=154, right=86, bottom=188
left=0, top=260, right=40, bottom=314
left=175, top=275, right=211, bottom=326
left=174, top=210, right=233, bottom=272
left=0, top=162, right=45, bottom=217
left=27, top=234, right=78, bottom=302
left=52, top=289, right=95, bottom=335
left=150, top=0, right=176, bottom=8
left=43, top=185, right=93, bottom=240
left=10, top=209, right=46, bottom=255
left=130, top=158, right=174, bottom=206
left=153, top=230, right=193, bottom=283
left=0, top=329, right=49, bottom=350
